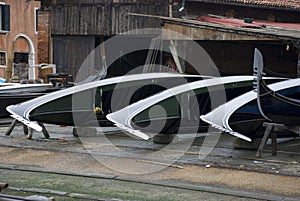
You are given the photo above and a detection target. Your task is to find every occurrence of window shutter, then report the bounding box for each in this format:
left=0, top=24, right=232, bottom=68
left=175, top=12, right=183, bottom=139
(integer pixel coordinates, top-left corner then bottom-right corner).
left=2, top=5, right=10, bottom=31
left=35, top=9, right=38, bottom=32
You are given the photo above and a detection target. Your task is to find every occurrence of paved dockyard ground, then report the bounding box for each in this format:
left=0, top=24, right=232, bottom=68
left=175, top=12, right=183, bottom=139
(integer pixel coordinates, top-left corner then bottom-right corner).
left=0, top=120, right=299, bottom=200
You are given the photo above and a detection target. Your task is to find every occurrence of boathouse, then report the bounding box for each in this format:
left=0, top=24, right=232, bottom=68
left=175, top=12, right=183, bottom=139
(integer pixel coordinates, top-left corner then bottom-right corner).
left=38, top=0, right=300, bottom=78
left=38, top=0, right=169, bottom=79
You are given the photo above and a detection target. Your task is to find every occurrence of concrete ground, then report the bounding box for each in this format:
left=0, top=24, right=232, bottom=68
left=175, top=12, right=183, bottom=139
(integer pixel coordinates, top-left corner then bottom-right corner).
left=0, top=121, right=299, bottom=200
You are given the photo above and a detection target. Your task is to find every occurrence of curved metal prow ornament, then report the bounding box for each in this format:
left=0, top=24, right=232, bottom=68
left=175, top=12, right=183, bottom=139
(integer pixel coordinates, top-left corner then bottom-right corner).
left=253, top=48, right=272, bottom=121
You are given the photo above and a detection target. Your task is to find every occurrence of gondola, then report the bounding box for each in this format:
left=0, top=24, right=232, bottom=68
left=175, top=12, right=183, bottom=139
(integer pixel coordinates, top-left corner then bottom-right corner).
left=0, top=83, right=59, bottom=118
left=254, top=48, right=300, bottom=127
left=201, top=49, right=299, bottom=141
left=0, top=83, right=52, bottom=93
left=6, top=73, right=210, bottom=133
left=107, top=76, right=284, bottom=140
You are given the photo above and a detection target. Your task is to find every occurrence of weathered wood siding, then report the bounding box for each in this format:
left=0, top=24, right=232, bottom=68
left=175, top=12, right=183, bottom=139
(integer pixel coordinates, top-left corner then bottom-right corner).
left=48, top=0, right=168, bottom=35
left=53, top=36, right=95, bottom=78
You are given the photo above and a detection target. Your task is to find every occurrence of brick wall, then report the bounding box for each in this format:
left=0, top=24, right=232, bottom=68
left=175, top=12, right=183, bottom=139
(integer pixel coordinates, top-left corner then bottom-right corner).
left=38, top=9, right=50, bottom=64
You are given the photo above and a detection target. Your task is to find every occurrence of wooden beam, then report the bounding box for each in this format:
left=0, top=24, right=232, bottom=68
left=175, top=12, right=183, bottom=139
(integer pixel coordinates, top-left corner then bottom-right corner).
left=163, top=23, right=275, bottom=40
left=128, top=13, right=300, bottom=41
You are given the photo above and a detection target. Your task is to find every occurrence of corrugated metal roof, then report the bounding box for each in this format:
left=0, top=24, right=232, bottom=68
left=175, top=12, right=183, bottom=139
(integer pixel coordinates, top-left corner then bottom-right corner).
left=187, top=0, right=300, bottom=10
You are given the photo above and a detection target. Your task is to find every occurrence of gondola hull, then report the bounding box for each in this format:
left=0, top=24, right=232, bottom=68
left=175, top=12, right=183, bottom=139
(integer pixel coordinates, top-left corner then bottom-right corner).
left=201, top=75, right=299, bottom=141
left=7, top=73, right=209, bottom=131
left=254, top=48, right=300, bottom=127
left=228, top=85, right=300, bottom=139
left=107, top=76, right=284, bottom=139
left=0, top=84, right=60, bottom=118
left=0, top=93, right=45, bottom=118
left=201, top=49, right=300, bottom=142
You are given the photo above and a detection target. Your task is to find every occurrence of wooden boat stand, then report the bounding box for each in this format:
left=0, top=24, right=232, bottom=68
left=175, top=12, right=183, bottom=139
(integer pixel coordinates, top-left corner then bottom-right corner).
left=0, top=182, right=8, bottom=191
left=255, top=122, right=287, bottom=158
left=5, top=119, right=50, bottom=139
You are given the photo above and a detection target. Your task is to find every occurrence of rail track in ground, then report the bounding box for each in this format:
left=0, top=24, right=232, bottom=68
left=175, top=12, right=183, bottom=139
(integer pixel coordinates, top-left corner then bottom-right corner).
left=1, top=162, right=298, bottom=201
left=0, top=120, right=300, bottom=200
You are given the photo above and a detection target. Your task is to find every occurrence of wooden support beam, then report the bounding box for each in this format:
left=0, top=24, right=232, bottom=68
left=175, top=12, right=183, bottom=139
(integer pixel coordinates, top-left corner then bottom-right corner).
left=4, top=119, right=18, bottom=136
left=255, top=123, right=274, bottom=158
left=0, top=182, right=8, bottom=190
left=256, top=122, right=286, bottom=158
left=5, top=119, right=50, bottom=139
left=38, top=122, right=50, bottom=139
left=26, top=128, right=34, bottom=139
left=163, top=23, right=275, bottom=40
left=23, top=123, right=29, bottom=135
left=271, top=131, right=277, bottom=156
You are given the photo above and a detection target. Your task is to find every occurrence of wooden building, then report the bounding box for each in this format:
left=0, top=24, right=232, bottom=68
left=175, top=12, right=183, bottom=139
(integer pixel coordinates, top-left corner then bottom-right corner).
left=38, top=0, right=169, bottom=79
left=39, top=0, right=300, bottom=78
left=0, top=0, right=41, bottom=81
left=153, top=0, right=300, bottom=77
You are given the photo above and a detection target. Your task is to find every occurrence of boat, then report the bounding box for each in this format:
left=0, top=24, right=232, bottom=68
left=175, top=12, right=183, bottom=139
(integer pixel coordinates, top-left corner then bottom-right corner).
left=201, top=78, right=299, bottom=142
left=201, top=49, right=299, bottom=142
left=254, top=48, right=300, bottom=127
left=6, top=72, right=210, bottom=133
left=0, top=83, right=53, bottom=93
left=0, top=83, right=20, bottom=87
left=0, top=83, right=59, bottom=118
left=107, top=76, right=284, bottom=140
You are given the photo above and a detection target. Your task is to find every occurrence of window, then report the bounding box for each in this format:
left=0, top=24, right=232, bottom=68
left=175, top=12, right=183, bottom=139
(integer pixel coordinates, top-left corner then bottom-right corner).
left=14, top=52, right=28, bottom=64
left=0, top=4, right=10, bottom=31
left=0, top=51, right=6, bottom=67
left=35, top=7, right=38, bottom=34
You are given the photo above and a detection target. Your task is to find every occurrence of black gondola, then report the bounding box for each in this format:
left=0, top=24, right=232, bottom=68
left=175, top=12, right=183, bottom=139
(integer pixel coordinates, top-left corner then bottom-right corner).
left=254, top=48, right=300, bottom=127
left=6, top=73, right=209, bottom=134
left=0, top=84, right=62, bottom=118
left=201, top=49, right=299, bottom=141
left=107, top=76, right=285, bottom=140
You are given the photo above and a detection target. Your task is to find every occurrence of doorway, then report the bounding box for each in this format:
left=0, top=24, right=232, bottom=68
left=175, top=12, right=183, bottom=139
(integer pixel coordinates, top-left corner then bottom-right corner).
left=12, top=52, right=29, bottom=82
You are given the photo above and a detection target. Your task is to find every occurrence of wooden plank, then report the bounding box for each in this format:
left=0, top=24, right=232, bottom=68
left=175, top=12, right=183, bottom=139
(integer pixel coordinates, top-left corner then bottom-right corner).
left=50, top=1, right=169, bottom=35
left=115, top=6, right=119, bottom=34
left=255, top=124, right=273, bottom=158
left=4, top=119, right=18, bottom=136
left=271, top=131, right=277, bottom=156
left=101, top=5, right=105, bottom=33
left=162, top=23, right=276, bottom=40
left=91, top=6, right=96, bottom=34
left=123, top=6, right=129, bottom=32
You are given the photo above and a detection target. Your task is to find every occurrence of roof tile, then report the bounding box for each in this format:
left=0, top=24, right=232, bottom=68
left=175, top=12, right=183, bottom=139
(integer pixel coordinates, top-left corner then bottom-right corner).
left=195, top=0, right=300, bottom=9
